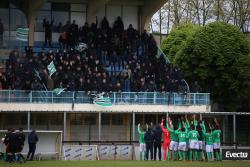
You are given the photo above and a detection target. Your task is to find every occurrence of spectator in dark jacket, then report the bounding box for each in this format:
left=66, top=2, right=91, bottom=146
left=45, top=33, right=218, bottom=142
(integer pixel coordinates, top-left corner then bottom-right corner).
left=5, top=128, right=18, bottom=163
left=16, top=128, right=26, bottom=163
left=153, top=124, right=162, bottom=161
left=43, top=18, right=54, bottom=47
left=0, top=19, right=3, bottom=47
left=144, top=125, right=154, bottom=161
left=27, top=130, right=39, bottom=161
left=3, top=129, right=13, bottom=163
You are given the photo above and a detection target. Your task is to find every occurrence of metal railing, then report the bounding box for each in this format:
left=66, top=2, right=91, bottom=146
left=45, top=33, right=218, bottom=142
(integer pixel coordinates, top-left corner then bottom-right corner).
left=0, top=90, right=210, bottom=105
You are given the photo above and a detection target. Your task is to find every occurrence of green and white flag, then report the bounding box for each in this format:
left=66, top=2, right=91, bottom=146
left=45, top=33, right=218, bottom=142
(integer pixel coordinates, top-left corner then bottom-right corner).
left=156, top=47, right=170, bottom=63
left=53, top=88, right=65, bottom=95
left=47, top=61, right=56, bottom=77
left=93, top=95, right=112, bottom=107
left=16, top=28, right=29, bottom=42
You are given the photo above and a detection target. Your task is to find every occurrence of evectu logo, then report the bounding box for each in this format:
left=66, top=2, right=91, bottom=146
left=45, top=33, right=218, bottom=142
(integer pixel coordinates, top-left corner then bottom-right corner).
left=222, top=149, right=250, bottom=160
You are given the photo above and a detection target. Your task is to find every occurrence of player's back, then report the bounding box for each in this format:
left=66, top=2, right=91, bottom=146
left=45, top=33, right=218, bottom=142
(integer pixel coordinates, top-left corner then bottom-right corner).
left=212, top=130, right=221, bottom=143
left=189, top=130, right=199, bottom=141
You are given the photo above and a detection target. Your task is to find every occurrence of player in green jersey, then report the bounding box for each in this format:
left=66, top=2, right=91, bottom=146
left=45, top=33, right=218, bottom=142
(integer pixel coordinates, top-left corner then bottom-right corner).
left=137, top=123, right=146, bottom=160
left=176, top=126, right=188, bottom=161
left=188, top=124, right=200, bottom=161
left=183, top=115, right=190, bottom=160
left=212, top=118, right=222, bottom=161
left=166, top=117, right=181, bottom=161
left=202, top=122, right=214, bottom=161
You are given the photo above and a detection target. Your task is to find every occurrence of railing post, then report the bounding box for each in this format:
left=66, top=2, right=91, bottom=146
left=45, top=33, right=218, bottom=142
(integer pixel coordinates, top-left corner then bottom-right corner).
left=8, top=90, right=10, bottom=103
left=52, top=91, right=53, bottom=104
left=207, top=93, right=209, bottom=105
left=63, top=112, right=67, bottom=141
left=194, top=93, right=196, bottom=105
left=114, top=92, right=116, bottom=104
left=153, top=92, right=156, bottom=104
left=30, top=91, right=32, bottom=103
left=27, top=111, right=30, bottom=130
left=121, top=92, right=123, bottom=102
left=173, top=93, right=176, bottom=105
left=98, top=111, right=101, bottom=143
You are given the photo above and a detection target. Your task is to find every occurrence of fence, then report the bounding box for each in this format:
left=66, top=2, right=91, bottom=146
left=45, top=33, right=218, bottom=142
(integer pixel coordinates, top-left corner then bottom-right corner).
left=0, top=90, right=210, bottom=105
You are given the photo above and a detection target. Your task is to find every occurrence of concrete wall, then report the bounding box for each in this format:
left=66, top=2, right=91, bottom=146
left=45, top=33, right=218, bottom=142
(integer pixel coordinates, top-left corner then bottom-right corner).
left=0, top=103, right=211, bottom=112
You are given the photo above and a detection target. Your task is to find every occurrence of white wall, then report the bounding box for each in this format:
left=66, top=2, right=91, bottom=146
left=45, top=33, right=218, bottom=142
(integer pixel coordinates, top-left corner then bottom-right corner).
left=96, top=6, right=105, bottom=27
left=106, top=5, right=122, bottom=27
left=123, top=6, right=138, bottom=30
left=34, top=32, right=60, bottom=42
left=95, top=5, right=139, bottom=30
left=71, top=12, right=86, bottom=27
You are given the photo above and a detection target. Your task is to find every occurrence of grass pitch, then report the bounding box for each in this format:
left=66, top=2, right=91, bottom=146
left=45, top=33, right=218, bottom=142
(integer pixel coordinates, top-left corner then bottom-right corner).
left=1, top=160, right=250, bottom=167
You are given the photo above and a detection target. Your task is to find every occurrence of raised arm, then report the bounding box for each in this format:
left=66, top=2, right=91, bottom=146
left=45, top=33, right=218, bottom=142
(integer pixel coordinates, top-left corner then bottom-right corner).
left=178, top=119, right=182, bottom=130
left=193, top=114, right=198, bottom=130
left=214, top=118, right=221, bottom=129
left=185, top=115, right=190, bottom=130
left=137, top=124, right=142, bottom=134
left=201, top=121, right=207, bottom=136
left=166, top=121, right=174, bottom=133
left=208, top=122, right=214, bottom=131
left=161, top=118, right=168, bottom=133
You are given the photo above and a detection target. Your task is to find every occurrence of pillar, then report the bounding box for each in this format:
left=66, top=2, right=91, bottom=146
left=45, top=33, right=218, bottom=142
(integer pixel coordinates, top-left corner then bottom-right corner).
left=63, top=112, right=67, bottom=140
left=27, top=111, right=30, bottom=130
left=28, top=14, right=36, bottom=46
left=98, top=111, right=101, bottom=142
left=132, top=112, right=135, bottom=141
left=11, top=0, right=45, bottom=46
left=233, top=113, right=236, bottom=148
left=86, top=0, right=111, bottom=24
left=66, top=113, right=71, bottom=141
left=139, top=0, right=166, bottom=33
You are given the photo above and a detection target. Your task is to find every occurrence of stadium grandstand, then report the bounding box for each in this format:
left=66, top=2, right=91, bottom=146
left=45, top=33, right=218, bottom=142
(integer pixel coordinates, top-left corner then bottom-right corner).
left=0, top=0, right=249, bottom=162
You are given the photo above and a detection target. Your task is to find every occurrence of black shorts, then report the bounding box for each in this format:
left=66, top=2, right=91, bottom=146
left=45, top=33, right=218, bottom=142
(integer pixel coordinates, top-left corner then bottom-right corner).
left=8, top=144, right=18, bottom=153
left=16, top=145, right=24, bottom=153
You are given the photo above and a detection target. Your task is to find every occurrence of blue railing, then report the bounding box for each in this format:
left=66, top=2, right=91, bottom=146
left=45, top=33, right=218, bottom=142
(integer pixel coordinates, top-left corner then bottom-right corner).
left=0, top=90, right=210, bottom=105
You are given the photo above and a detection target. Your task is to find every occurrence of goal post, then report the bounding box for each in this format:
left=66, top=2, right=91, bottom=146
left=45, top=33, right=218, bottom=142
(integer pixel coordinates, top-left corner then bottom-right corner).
left=0, top=130, right=63, bottom=160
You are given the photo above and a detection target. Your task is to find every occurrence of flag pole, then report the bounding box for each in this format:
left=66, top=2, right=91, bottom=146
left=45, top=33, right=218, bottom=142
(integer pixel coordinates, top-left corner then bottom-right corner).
left=34, top=69, right=48, bottom=91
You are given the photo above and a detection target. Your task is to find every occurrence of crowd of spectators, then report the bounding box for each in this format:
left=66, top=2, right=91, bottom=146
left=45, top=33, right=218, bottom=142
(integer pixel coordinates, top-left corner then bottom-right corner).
left=0, top=16, right=187, bottom=93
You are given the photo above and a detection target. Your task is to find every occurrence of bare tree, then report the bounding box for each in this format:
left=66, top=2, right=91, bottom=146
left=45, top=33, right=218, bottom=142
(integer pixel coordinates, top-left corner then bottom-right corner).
left=149, top=0, right=250, bottom=34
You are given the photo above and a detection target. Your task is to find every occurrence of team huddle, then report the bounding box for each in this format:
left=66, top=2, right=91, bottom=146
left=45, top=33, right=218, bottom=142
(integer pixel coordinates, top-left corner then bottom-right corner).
left=1, top=128, right=39, bottom=163
left=138, top=115, right=222, bottom=161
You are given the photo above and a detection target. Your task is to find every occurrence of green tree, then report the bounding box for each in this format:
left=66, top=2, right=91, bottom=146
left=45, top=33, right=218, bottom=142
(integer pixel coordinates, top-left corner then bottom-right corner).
left=174, top=22, right=250, bottom=111
left=161, top=23, right=200, bottom=62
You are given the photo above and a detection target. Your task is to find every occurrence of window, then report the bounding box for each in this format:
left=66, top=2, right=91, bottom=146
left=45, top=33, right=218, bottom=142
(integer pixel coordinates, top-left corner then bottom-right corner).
left=112, top=114, right=123, bottom=125
left=52, top=3, right=70, bottom=11
left=0, top=8, right=10, bottom=31
left=71, top=4, right=86, bottom=12
left=40, top=3, right=51, bottom=10
left=10, top=9, right=27, bottom=30
left=34, top=2, right=87, bottom=32
left=70, top=12, right=86, bottom=27
left=101, top=114, right=110, bottom=125
left=84, top=116, right=96, bottom=125
left=35, top=11, right=51, bottom=32
left=52, top=11, right=69, bottom=28
left=70, top=114, right=82, bottom=125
